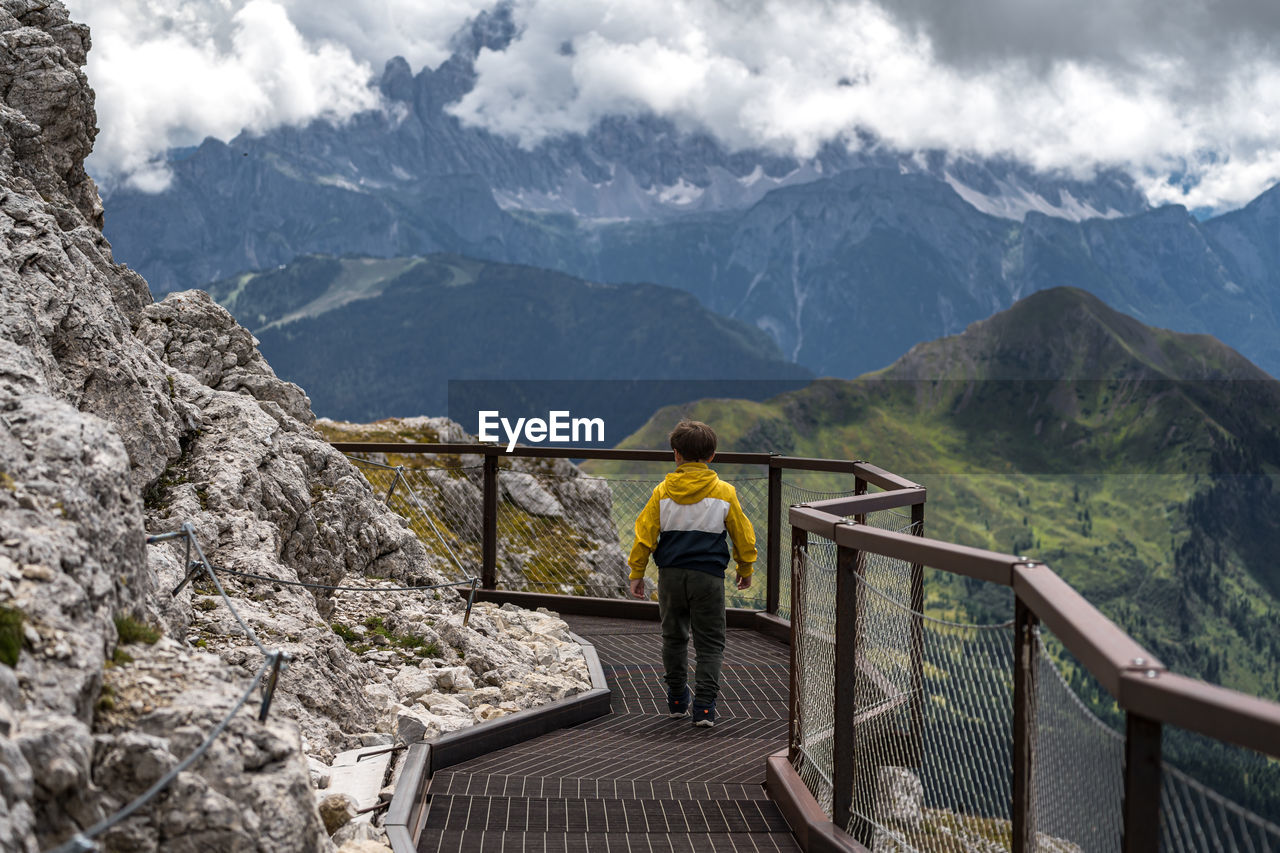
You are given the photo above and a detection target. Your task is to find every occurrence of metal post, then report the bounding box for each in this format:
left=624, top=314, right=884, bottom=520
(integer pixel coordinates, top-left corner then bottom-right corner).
left=384, top=467, right=402, bottom=503
left=1123, top=714, right=1162, bottom=853
left=1013, top=597, right=1039, bottom=853
left=833, top=540, right=863, bottom=839
left=258, top=651, right=289, bottom=722
left=788, top=526, right=807, bottom=764
left=766, top=460, right=782, bottom=614
left=462, top=579, right=478, bottom=627
left=482, top=452, right=498, bottom=590
left=909, top=501, right=925, bottom=768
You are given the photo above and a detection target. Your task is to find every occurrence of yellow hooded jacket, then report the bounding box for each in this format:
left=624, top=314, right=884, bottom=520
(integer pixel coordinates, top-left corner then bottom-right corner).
left=627, top=462, right=757, bottom=580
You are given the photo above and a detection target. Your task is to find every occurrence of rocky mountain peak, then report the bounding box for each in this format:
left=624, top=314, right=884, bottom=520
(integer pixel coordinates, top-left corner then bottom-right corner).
left=0, top=3, right=592, bottom=851
left=886, top=286, right=1268, bottom=382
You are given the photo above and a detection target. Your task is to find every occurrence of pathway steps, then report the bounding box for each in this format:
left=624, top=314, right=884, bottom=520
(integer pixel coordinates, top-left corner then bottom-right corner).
left=416, top=614, right=800, bottom=852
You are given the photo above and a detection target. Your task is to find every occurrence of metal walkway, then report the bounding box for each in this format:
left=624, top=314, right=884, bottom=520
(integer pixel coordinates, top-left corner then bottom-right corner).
left=417, top=615, right=800, bottom=851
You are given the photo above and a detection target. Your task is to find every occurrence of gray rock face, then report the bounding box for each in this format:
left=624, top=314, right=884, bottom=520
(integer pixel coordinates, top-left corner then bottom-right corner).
left=0, top=4, right=591, bottom=851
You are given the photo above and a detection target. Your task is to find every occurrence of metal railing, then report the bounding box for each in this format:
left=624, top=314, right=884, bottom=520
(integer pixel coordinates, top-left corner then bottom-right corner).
left=789, top=492, right=1280, bottom=852
left=334, top=441, right=1280, bottom=851
left=331, top=441, right=910, bottom=613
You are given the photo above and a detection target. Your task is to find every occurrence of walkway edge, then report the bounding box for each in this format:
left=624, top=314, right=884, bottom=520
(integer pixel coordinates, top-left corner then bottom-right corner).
left=385, top=631, right=611, bottom=853
left=765, top=750, right=868, bottom=853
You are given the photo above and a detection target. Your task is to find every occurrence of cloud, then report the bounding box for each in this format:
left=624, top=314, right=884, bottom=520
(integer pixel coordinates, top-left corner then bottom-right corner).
left=65, top=0, right=486, bottom=191
left=447, top=0, right=1280, bottom=211
left=67, top=0, right=1280, bottom=211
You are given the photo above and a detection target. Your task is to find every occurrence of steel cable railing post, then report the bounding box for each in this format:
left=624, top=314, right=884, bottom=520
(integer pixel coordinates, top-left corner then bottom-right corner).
left=766, top=456, right=782, bottom=615
left=833, top=531, right=868, bottom=842
left=1013, top=595, right=1040, bottom=853
left=1124, top=713, right=1163, bottom=853
left=384, top=467, right=402, bottom=504
left=481, top=450, right=498, bottom=590
left=463, top=578, right=478, bottom=627
left=257, top=650, right=290, bottom=722
left=788, top=525, right=807, bottom=766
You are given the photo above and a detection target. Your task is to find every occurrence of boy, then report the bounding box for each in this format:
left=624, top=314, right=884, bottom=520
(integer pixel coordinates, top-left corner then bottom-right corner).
left=627, top=419, right=757, bottom=728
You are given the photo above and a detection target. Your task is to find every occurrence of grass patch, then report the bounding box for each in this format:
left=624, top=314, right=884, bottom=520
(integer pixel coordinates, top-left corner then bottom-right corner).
left=111, top=647, right=133, bottom=666
left=0, top=606, right=23, bottom=667
left=332, top=623, right=361, bottom=644
left=361, top=615, right=434, bottom=650
left=96, top=683, right=115, bottom=713
left=114, top=615, right=161, bottom=645
left=143, top=465, right=187, bottom=511
left=194, top=597, right=218, bottom=612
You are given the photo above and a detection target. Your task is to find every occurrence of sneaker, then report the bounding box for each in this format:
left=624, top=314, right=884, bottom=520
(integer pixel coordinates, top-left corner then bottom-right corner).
left=692, top=701, right=716, bottom=728
left=667, top=687, right=691, bottom=718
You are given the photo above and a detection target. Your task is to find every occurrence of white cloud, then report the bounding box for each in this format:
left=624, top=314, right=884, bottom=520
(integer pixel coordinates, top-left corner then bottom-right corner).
left=448, top=0, right=1280, bottom=211
left=66, top=0, right=1280, bottom=211
left=66, top=0, right=486, bottom=190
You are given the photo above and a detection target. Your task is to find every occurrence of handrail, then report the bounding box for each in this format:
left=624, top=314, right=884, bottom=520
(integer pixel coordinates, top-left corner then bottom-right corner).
left=330, top=441, right=909, bottom=482
left=790, top=509, right=1280, bottom=764
left=799, top=487, right=926, bottom=517
left=332, top=441, right=917, bottom=618
left=334, top=439, right=1280, bottom=849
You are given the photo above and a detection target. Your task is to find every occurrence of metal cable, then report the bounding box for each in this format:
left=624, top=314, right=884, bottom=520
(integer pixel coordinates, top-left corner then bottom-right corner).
left=45, top=656, right=274, bottom=853
left=199, top=564, right=475, bottom=594
left=388, top=467, right=474, bottom=581
left=159, top=524, right=269, bottom=657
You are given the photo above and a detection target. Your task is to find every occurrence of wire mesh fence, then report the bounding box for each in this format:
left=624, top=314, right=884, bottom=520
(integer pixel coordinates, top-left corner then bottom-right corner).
left=495, top=467, right=631, bottom=597
left=346, top=453, right=871, bottom=608
left=778, top=479, right=915, bottom=620
left=348, top=457, right=485, bottom=578
left=796, top=566, right=1280, bottom=853
left=1160, top=760, right=1280, bottom=852
left=1030, top=629, right=1126, bottom=852
left=792, top=530, right=838, bottom=815
left=849, top=573, right=1014, bottom=850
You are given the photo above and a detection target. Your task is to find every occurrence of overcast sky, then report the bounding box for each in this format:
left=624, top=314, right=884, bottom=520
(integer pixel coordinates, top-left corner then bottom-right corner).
left=65, top=0, right=1280, bottom=212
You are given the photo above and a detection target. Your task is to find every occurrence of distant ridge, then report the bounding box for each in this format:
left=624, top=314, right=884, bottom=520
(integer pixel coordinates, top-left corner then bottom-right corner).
left=205, top=253, right=812, bottom=426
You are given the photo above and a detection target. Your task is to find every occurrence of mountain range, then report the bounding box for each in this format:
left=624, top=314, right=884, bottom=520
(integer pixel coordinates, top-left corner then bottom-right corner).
left=205, top=253, right=810, bottom=424
left=100, top=12, right=1280, bottom=388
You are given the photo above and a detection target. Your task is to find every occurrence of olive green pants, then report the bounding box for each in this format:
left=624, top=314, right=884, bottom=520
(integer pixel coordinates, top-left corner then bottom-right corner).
left=658, top=567, right=727, bottom=706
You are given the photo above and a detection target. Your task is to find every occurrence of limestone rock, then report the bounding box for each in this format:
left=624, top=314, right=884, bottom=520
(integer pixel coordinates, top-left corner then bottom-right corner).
left=335, top=841, right=392, bottom=853
left=873, top=766, right=923, bottom=831
left=317, top=792, right=359, bottom=835
left=0, top=5, right=592, bottom=850
left=501, top=470, right=564, bottom=517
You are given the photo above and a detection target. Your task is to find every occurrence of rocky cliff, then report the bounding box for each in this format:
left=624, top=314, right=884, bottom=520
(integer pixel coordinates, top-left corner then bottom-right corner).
left=0, top=3, right=589, bottom=851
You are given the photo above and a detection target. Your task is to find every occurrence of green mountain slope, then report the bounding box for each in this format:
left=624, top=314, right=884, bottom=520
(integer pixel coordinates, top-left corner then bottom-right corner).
left=204, top=253, right=812, bottom=427
left=605, top=287, right=1280, bottom=703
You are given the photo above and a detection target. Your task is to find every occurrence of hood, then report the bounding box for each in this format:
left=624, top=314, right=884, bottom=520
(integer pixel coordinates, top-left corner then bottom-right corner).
left=663, top=462, right=720, bottom=503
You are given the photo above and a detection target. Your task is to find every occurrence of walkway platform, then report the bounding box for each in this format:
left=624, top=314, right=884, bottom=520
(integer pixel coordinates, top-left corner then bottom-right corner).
left=415, top=615, right=800, bottom=851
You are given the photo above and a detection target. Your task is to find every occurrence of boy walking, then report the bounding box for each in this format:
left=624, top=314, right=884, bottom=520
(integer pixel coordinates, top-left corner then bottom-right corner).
left=628, top=420, right=757, bottom=728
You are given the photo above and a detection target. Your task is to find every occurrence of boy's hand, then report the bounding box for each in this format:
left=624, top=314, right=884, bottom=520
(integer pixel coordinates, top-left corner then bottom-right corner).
left=736, top=573, right=752, bottom=590
left=629, top=578, right=646, bottom=599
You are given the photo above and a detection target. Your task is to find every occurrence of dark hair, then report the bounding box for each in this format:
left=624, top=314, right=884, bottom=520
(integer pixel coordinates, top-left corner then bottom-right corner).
left=669, top=419, right=717, bottom=462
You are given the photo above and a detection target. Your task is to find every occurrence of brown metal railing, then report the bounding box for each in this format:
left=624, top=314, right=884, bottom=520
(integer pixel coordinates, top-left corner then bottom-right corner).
left=334, top=441, right=1280, bottom=851
left=331, top=441, right=908, bottom=606
left=789, top=498, right=1280, bottom=853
